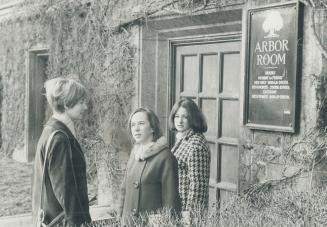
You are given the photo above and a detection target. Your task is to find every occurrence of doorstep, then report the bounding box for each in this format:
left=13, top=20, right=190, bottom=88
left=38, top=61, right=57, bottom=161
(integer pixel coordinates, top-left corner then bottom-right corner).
left=0, top=205, right=114, bottom=227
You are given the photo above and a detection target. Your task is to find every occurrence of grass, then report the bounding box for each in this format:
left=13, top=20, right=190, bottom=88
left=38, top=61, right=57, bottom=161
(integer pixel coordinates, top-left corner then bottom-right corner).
left=2, top=157, right=327, bottom=226
left=0, top=157, right=33, bottom=216
left=0, top=157, right=97, bottom=218
left=110, top=188, right=327, bottom=227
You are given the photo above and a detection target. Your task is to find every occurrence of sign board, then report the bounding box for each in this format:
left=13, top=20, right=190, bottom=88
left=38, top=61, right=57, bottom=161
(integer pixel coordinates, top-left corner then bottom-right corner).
left=245, top=2, right=303, bottom=132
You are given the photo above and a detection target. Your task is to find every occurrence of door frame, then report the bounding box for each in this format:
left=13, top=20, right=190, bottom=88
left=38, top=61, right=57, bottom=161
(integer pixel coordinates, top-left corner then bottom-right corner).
left=25, top=46, right=49, bottom=162
left=140, top=7, right=243, bottom=136
left=140, top=8, right=244, bottom=196
left=168, top=34, right=242, bottom=129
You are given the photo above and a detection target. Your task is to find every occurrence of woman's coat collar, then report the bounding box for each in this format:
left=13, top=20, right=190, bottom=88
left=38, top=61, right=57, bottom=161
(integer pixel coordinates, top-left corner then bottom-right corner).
left=132, top=136, right=168, bottom=161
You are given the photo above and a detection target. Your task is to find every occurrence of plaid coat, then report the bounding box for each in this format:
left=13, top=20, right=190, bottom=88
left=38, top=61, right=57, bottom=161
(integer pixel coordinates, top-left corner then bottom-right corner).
left=172, top=130, right=210, bottom=211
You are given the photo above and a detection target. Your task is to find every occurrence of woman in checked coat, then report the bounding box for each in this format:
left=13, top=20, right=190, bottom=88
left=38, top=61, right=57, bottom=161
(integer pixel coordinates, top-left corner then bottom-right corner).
left=169, top=98, right=210, bottom=221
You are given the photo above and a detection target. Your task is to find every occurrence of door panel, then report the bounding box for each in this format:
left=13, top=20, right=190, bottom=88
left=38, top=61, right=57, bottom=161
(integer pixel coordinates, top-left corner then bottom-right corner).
left=209, top=142, right=218, bottom=180
left=201, top=54, right=219, bottom=94
left=222, top=53, right=241, bottom=95
left=182, top=55, right=198, bottom=93
left=174, top=40, right=241, bottom=207
left=221, top=100, right=240, bottom=138
left=201, top=98, right=217, bottom=138
left=220, top=144, right=238, bottom=184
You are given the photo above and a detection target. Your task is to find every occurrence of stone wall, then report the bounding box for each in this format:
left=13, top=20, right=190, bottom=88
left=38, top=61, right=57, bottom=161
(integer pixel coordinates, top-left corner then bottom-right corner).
left=98, top=0, right=327, bottom=199
left=239, top=0, right=327, bottom=192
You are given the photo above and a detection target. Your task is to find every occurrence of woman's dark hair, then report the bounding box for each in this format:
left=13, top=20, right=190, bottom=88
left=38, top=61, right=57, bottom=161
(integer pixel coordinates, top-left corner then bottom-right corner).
left=128, top=107, right=162, bottom=142
left=169, top=97, right=207, bottom=133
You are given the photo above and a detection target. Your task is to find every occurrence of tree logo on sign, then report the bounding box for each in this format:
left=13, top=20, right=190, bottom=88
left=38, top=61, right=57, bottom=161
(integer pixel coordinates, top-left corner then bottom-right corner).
left=262, top=11, right=284, bottom=38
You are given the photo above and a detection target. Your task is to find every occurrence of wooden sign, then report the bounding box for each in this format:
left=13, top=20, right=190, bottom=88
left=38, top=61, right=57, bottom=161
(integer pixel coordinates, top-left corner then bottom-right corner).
left=245, top=2, right=303, bottom=132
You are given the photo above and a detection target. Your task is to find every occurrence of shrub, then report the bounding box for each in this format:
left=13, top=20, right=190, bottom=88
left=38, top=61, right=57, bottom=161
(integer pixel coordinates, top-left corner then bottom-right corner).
left=86, top=188, right=327, bottom=227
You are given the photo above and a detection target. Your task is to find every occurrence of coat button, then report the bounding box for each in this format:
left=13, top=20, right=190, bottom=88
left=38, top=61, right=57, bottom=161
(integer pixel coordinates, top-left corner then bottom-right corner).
left=132, top=208, right=137, bottom=215
left=133, top=181, right=139, bottom=189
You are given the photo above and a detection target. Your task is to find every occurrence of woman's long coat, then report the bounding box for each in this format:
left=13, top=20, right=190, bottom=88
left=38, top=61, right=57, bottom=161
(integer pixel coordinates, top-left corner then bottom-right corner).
left=32, top=118, right=91, bottom=226
left=120, top=138, right=181, bottom=225
left=172, top=129, right=210, bottom=211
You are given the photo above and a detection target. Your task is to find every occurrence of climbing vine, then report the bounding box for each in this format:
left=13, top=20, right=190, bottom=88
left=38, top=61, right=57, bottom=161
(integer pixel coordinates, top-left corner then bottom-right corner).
left=0, top=0, right=247, bottom=167
left=0, top=0, right=137, bottom=189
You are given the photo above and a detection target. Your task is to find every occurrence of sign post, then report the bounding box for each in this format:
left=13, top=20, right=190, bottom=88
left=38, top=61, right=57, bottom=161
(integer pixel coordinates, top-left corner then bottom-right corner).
left=245, top=2, right=303, bottom=132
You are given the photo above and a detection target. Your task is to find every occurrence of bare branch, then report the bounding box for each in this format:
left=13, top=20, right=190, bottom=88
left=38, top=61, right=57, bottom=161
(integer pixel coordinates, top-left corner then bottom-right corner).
left=310, top=5, right=327, bottom=59
left=309, top=0, right=316, bottom=7
left=115, top=0, right=180, bottom=31
left=318, top=0, right=327, bottom=8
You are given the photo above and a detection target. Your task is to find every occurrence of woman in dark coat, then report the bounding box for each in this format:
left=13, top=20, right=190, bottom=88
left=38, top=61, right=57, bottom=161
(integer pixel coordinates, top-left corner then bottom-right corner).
left=119, top=107, right=181, bottom=226
left=32, top=77, right=91, bottom=227
left=169, top=98, right=210, bottom=223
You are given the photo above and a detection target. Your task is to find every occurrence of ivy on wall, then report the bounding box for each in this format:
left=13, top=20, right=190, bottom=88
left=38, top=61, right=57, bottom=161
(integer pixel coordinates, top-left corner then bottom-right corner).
left=0, top=0, right=136, bottom=187
left=0, top=15, right=47, bottom=156
left=0, top=0, right=248, bottom=163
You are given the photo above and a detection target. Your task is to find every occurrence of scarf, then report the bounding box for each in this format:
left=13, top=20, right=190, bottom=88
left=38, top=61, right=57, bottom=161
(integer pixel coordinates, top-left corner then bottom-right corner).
left=133, top=136, right=168, bottom=161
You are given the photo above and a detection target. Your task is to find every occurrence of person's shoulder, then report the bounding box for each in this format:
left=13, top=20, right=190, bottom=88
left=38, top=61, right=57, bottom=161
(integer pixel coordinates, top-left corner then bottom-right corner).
left=155, top=147, right=175, bottom=160
left=188, top=132, right=207, bottom=144
left=156, top=146, right=171, bottom=157
left=158, top=148, right=178, bottom=165
left=45, top=118, right=75, bottom=139
left=46, top=131, right=70, bottom=157
left=51, top=130, right=70, bottom=144
left=186, top=132, right=209, bottom=154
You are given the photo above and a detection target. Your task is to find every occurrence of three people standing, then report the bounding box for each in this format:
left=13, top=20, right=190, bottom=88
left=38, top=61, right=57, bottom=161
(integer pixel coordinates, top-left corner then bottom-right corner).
left=32, top=75, right=210, bottom=226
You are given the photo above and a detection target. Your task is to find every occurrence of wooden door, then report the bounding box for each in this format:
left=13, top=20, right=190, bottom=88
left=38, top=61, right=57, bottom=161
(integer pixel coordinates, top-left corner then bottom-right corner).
left=173, top=40, right=241, bottom=207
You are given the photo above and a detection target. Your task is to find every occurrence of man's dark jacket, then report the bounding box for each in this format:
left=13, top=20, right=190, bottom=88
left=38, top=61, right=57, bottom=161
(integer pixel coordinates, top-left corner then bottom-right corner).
left=32, top=118, right=91, bottom=226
